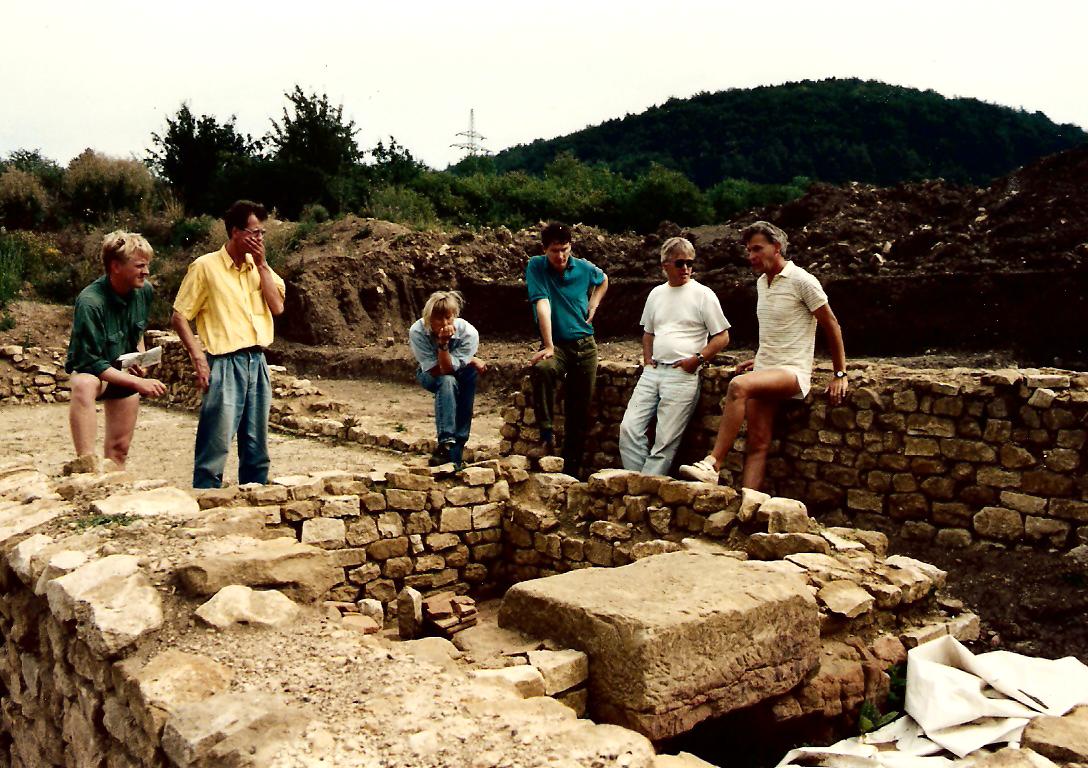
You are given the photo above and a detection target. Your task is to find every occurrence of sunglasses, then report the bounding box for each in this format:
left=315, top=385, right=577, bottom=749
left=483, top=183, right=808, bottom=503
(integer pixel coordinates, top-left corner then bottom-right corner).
left=670, top=259, right=695, bottom=269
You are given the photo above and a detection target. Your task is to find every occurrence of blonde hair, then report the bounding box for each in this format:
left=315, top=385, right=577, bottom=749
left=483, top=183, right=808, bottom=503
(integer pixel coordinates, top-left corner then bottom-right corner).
left=101, top=230, right=153, bottom=274
left=422, top=290, right=463, bottom=328
left=660, top=236, right=695, bottom=264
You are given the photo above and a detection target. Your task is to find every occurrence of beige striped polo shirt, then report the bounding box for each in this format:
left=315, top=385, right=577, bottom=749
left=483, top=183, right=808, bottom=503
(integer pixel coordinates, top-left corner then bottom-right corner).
left=753, top=261, right=828, bottom=392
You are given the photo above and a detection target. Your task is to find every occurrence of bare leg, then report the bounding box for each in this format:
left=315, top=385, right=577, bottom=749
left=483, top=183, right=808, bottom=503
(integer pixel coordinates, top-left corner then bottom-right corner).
left=69, top=374, right=104, bottom=457
left=741, top=397, right=780, bottom=490
left=103, top=394, right=141, bottom=469
left=708, top=369, right=800, bottom=469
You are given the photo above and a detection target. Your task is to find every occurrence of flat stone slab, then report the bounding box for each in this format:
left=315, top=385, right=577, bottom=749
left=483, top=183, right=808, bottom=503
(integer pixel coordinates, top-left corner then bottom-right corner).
left=498, top=551, right=820, bottom=740
left=175, top=536, right=340, bottom=602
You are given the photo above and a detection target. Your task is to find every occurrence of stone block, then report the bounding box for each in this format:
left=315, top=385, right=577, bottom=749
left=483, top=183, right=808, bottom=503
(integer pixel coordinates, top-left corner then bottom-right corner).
left=440, top=506, right=473, bottom=532
left=764, top=498, right=815, bottom=534
left=398, top=587, right=423, bottom=639
left=472, top=502, right=503, bottom=529
left=460, top=466, right=496, bottom=486
left=498, top=551, right=819, bottom=740
left=194, top=586, right=299, bottom=629
left=973, top=507, right=1024, bottom=541
left=386, top=488, right=427, bottom=511
left=746, top=533, right=831, bottom=560
left=300, top=517, right=346, bottom=549
left=738, top=488, right=770, bottom=522
left=1050, top=499, right=1088, bottom=523
left=471, top=665, right=546, bottom=698
left=527, top=649, right=589, bottom=695
left=445, top=486, right=487, bottom=506
left=319, top=495, right=360, bottom=518
left=817, top=581, right=874, bottom=618
left=176, top=537, right=340, bottom=603
left=1022, top=705, right=1088, bottom=763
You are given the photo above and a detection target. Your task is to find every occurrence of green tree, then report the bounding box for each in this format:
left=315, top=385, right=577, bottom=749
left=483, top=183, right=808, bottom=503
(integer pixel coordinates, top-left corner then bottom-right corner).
left=268, top=86, right=361, bottom=175
left=63, top=150, right=154, bottom=221
left=623, top=164, right=712, bottom=233
left=370, top=137, right=426, bottom=186
left=2, top=149, right=64, bottom=195
left=148, top=103, right=256, bottom=214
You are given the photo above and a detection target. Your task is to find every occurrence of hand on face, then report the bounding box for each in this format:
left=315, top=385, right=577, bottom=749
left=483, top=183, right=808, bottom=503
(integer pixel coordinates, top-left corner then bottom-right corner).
left=245, top=232, right=266, bottom=265
left=431, top=315, right=455, bottom=344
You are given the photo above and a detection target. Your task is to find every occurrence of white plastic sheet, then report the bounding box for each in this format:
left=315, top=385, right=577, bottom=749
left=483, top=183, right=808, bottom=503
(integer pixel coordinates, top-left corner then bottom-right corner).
left=776, top=635, right=1088, bottom=767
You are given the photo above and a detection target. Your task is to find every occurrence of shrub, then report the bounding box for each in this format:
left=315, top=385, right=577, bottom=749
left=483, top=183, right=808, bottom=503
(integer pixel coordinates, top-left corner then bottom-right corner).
left=0, top=169, right=49, bottom=230
left=0, top=237, right=24, bottom=310
left=622, top=164, right=713, bottom=233
left=170, top=215, right=216, bottom=248
left=363, top=185, right=438, bottom=229
left=64, top=150, right=154, bottom=221
left=300, top=203, right=330, bottom=223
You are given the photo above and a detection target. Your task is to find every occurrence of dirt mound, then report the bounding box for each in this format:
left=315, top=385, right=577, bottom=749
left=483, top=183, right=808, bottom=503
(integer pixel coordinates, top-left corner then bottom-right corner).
left=278, top=147, right=1088, bottom=353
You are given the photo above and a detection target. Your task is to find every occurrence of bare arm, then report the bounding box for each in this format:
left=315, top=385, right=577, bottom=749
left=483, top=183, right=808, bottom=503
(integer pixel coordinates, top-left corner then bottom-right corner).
left=642, top=332, right=655, bottom=367
left=530, top=298, right=555, bottom=365
left=813, top=303, right=847, bottom=405
left=586, top=274, right=608, bottom=324
left=171, top=310, right=211, bottom=392
left=257, top=265, right=285, bottom=316
left=703, top=329, right=730, bottom=359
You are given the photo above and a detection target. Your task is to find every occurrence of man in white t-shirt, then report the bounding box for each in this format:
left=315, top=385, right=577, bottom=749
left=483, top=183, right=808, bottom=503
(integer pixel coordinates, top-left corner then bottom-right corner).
left=619, top=237, right=730, bottom=475
left=679, top=221, right=848, bottom=488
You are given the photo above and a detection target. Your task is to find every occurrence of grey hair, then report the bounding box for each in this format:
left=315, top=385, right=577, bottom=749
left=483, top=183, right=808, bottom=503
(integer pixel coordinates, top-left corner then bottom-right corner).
left=741, top=221, right=789, bottom=257
left=422, top=290, right=464, bottom=328
left=101, top=230, right=153, bottom=274
left=660, top=236, right=695, bottom=264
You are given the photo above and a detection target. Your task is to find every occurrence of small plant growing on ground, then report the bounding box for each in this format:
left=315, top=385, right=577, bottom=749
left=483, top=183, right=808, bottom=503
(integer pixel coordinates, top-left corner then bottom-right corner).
left=858, top=700, right=899, bottom=734
left=393, top=423, right=407, bottom=433
left=73, top=513, right=139, bottom=530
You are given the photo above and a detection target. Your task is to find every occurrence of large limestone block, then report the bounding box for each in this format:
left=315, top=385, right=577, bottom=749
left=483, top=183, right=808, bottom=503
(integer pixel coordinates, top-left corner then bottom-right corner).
left=498, top=551, right=820, bottom=740
left=0, top=499, right=70, bottom=545
left=117, top=650, right=233, bottom=739
left=91, top=486, right=199, bottom=518
left=194, top=585, right=300, bottom=629
left=161, top=691, right=310, bottom=768
left=175, top=536, right=340, bottom=602
left=45, top=554, right=163, bottom=657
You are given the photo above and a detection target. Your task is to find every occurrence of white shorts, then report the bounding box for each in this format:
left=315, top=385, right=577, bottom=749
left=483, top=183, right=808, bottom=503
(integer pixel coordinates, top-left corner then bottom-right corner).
left=754, top=364, right=811, bottom=400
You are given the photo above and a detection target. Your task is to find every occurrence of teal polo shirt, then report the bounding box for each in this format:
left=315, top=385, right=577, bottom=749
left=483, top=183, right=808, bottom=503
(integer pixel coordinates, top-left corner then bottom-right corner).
left=65, top=276, right=153, bottom=376
left=525, top=255, right=605, bottom=343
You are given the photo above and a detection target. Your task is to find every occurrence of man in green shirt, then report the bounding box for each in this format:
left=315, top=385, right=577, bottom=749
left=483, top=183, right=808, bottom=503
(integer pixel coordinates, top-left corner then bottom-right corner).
left=65, top=231, right=166, bottom=469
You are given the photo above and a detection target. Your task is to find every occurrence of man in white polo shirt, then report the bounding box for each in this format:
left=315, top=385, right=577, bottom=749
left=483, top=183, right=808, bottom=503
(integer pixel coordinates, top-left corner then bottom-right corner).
left=619, top=237, right=730, bottom=475
left=679, top=221, right=847, bottom=488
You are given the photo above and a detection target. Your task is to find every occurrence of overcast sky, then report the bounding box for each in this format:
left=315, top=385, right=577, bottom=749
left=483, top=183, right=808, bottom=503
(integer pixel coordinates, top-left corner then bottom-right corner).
left=3, top=0, right=1086, bottom=171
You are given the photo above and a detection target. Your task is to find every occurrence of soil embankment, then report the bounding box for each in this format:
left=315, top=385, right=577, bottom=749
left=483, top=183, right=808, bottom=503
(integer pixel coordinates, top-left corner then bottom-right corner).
left=276, top=147, right=1088, bottom=365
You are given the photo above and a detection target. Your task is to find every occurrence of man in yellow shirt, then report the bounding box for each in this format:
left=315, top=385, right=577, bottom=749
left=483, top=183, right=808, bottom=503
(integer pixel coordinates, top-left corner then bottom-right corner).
left=171, top=200, right=286, bottom=488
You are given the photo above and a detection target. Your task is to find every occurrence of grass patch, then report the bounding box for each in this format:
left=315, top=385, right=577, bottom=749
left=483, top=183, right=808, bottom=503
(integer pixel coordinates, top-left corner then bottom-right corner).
left=72, top=512, right=139, bottom=530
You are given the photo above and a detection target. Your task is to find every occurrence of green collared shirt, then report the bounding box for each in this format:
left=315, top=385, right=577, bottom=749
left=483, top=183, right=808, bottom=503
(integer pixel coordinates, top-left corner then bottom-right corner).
left=65, top=275, right=153, bottom=376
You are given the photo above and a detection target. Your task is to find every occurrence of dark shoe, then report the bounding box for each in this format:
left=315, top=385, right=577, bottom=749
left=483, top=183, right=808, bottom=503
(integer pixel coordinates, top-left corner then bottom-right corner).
left=428, top=442, right=453, bottom=467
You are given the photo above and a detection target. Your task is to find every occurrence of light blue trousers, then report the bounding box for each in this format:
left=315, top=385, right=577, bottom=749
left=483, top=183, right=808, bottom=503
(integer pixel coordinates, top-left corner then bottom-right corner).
left=193, top=348, right=271, bottom=488
left=416, top=365, right=478, bottom=465
left=618, top=365, right=701, bottom=476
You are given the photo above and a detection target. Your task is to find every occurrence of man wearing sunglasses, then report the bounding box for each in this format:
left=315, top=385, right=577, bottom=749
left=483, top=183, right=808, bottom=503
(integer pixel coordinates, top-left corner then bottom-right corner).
left=171, top=200, right=286, bottom=488
left=680, top=220, right=847, bottom=488
left=619, top=237, right=730, bottom=475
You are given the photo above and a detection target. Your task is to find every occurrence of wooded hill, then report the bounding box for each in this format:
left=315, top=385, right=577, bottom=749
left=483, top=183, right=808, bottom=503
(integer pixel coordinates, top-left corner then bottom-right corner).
left=491, top=79, right=1087, bottom=187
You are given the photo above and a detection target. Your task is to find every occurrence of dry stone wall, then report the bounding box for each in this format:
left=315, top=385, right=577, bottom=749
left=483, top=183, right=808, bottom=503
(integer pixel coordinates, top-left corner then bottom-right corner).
left=500, top=362, right=1088, bottom=552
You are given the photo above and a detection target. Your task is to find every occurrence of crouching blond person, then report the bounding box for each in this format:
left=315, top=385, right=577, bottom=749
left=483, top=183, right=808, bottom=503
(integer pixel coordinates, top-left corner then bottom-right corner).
left=65, top=232, right=167, bottom=468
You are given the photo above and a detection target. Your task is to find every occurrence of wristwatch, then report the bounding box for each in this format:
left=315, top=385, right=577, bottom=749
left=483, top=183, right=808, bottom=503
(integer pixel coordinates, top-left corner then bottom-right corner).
left=833, top=370, right=847, bottom=379
left=695, top=352, right=705, bottom=366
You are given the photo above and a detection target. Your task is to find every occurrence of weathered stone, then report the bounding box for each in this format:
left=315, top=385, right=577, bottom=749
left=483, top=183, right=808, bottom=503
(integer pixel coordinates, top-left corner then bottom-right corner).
left=538, top=456, right=566, bottom=473
left=589, top=520, right=632, bottom=541
left=398, top=587, right=423, bottom=639
left=341, top=613, right=381, bottom=634
left=194, top=585, right=300, bottom=629
left=825, top=527, right=888, bottom=557
left=746, top=533, right=831, bottom=560
left=973, top=507, right=1024, bottom=540
left=385, top=471, right=433, bottom=491
left=738, top=487, right=770, bottom=522
left=631, top=540, right=684, bottom=559
left=764, top=498, right=815, bottom=534
left=300, top=517, right=347, bottom=549
left=440, top=506, right=473, bottom=532
left=175, top=536, right=340, bottom=602
left=498, top=551, right=819, bottom=740
left=118, top=649, right=233, bottom=741
left=386, top=488, right=427, bottom=511
left=691, top=486, right=738, bottom=514
left=46, top=554, right=163, bottom=657
left=527, top=649, right=589, bottom=695
left=1022, top=705, right=1088, bottom=763
left=472, top=502, right=503, bottom=529
left=1025, top=516, right=1071, bottom=546
left=319, top=495, right=360, bottom=518
left=91, top=487, right=199, bottom=518
left=885, top=555, right=947, bottom=589
left=588, top=469, right=634, bottom=495
left=1050, top=499, right=1088, bottom=523
left=472, top=665, right=547, bottom=698
left=161, top=692, right=310, bottom=767
left=817, top=581, right=875, bottom=618
left=460, top=466, right=496, bottom=486
left=445, top=485, right=487, bottom=506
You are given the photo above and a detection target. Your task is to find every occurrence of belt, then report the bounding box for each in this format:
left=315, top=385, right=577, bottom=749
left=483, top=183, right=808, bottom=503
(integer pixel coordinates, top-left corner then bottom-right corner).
left=210, top=345, right=264, bottom=358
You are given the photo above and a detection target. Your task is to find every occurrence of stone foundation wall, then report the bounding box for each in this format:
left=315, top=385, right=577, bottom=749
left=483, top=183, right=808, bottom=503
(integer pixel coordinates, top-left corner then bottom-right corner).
left=500, top=362, right=1088, bottom=552
left=497, top=467, right=980, bottom=733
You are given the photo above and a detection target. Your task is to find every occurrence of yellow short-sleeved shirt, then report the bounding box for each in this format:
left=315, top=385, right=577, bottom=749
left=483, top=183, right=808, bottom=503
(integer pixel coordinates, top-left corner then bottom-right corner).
left=173, top=246, right=286, bottom=355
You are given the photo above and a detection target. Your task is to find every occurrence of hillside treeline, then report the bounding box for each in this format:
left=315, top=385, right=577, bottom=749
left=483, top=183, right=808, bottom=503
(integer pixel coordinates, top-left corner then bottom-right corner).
left=493, top=79, right=1087, bottom=188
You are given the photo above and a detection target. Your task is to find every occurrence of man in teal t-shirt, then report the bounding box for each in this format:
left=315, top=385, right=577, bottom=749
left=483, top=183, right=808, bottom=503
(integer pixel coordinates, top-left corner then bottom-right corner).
left=525, top=222, right=609, bottom=477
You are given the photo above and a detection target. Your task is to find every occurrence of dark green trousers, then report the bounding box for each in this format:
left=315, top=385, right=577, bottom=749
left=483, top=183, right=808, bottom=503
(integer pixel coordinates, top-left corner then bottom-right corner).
left=530, top=336, right=598, bottom=475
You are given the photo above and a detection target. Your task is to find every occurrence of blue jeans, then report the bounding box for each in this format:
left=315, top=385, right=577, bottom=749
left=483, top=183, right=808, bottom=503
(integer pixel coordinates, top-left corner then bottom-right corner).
left=619, top=365, right=701, bottom=476
left=193, top=348, right=271, bottom=488
left=416, top=365, right=477, bottom=464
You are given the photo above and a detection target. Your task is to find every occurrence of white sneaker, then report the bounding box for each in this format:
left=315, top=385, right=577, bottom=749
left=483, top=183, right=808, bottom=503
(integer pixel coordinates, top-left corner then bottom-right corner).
left=678, top=457, right=719, bottom=484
